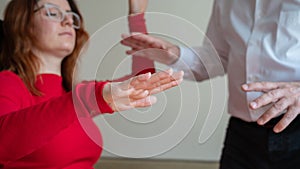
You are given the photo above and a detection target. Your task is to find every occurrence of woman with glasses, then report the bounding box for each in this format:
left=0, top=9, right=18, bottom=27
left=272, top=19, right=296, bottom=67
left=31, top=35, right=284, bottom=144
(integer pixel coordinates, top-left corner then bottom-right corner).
left=0, top=0, right=183, bottom=168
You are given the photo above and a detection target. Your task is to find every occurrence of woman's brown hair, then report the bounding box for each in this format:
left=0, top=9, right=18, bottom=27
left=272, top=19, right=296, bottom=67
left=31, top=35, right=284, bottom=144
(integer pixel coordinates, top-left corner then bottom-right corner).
left=0, top=0, right=89, bottom=95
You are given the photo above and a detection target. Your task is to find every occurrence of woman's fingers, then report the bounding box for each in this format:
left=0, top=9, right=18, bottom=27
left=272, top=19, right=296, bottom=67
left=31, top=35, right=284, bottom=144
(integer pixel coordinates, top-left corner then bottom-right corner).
left=131, top=96, right=157, bottom=108
left=132, top=69, right=175, bottom=88
left=108, top=69, right=184, bottom=112
left=150, top=78, right=183, bottom=95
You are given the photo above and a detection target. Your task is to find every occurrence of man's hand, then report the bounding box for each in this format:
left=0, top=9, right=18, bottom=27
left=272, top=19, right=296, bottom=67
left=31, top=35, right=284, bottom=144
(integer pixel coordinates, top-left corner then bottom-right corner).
left=121, top=33, right=180, bottom=65
left=242, top=82, right=300, bottom=133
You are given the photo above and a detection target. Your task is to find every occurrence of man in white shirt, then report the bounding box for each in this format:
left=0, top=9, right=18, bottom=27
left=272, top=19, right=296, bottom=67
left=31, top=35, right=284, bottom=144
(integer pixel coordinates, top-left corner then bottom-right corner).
left=122, top=0, right=300, bottom=168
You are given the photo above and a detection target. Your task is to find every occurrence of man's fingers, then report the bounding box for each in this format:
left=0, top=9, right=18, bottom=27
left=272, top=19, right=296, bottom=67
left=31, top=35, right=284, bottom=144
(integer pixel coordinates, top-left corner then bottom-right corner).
left=121, top=33, right=148, bottom=43
left=242, top=82, right=282, bottom=92
left=122, top=33, right=163, bottom=49
left=257, top=97, right=292, bottom=125
left=249, top=89, right=286, bottom=109
left=273, top=107, right=299, bottom=133
left=121, top=37, right=151, bottom=51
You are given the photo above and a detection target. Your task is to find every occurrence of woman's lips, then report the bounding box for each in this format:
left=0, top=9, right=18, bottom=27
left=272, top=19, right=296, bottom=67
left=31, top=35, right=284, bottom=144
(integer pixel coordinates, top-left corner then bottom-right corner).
left=59, top=32, right=73, bottom=37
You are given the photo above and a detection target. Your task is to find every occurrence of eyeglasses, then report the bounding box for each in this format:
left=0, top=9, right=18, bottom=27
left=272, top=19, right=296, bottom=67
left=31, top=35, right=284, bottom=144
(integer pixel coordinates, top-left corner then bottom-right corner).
left=34, top=3, right=81, bottom=29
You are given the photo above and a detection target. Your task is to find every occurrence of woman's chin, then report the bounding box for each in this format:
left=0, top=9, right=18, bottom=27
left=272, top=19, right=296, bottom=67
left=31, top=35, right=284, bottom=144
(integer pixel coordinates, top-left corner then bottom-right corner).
left=59, top=45, right=75, bottom=55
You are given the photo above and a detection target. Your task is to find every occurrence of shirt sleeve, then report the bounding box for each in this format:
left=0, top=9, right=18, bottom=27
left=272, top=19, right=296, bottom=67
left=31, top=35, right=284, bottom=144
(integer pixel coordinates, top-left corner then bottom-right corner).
left=170, top=0, right=229, bottom=81
left=0, top=74, right=113, bottom=164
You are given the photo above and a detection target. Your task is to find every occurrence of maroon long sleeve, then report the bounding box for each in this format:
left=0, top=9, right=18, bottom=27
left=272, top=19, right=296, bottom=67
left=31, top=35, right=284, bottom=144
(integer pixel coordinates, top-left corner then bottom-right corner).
left=113, top=13, right=156, bottom=82
left=129, top=13, right=156, bottom=75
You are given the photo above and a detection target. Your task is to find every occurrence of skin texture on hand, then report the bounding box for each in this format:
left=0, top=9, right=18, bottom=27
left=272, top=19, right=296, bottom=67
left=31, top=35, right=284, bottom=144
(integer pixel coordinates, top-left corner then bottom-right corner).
left=103, top=69, right=184, bottom=112
left=121, top=33, right=180, bottom=65
left=129, top=0, right=148, bottom=14
left=242, top=81, right=300, bottom=133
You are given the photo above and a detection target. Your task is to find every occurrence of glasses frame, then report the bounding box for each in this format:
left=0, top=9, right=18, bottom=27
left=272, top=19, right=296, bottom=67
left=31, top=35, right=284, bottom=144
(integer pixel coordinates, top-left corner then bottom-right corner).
left=34, top=3, right=81, bottom=29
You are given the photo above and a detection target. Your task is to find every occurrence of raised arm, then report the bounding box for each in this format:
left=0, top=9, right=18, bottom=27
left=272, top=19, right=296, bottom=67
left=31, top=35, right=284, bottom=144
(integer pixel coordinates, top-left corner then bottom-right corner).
left=128, top=0, right=155, bottom=75
left=128, top=0, right=148, bottom=15
left=113, top=0, right=155, bottom=82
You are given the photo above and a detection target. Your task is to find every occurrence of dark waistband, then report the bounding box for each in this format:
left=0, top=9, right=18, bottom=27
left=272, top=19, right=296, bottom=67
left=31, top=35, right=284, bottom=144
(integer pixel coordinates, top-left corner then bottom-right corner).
left=231, top=114, right=300, bottom=130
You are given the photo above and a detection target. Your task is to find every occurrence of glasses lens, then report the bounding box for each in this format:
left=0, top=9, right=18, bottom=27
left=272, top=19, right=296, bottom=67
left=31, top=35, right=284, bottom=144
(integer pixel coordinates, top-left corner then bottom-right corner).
left=46, top=6, right=63, bottom=22
left=42, top=4, right=81, bottom=29
left=70, top=12, right=81, bottom=29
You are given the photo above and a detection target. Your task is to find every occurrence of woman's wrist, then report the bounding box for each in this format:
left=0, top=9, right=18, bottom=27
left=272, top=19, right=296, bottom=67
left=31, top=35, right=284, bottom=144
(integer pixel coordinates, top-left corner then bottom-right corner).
left=102, top=82, right=113, bottom=109
left=129, top=0, right=148, bottom=15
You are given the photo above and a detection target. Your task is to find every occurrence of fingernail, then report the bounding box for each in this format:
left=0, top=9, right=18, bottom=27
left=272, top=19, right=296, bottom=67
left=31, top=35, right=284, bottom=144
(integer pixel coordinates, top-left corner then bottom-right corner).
left=242, top=84, right=248, bottom=90
left=273, top=128, right=279, bottom=133
left=250, top=102, right=257, bottom=109
left=257, top=118, right=264, bottom=125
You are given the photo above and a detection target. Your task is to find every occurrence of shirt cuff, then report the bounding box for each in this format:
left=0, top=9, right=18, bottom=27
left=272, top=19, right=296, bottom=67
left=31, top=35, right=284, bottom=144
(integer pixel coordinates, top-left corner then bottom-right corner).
left=169, top=46, right=196, bottom=70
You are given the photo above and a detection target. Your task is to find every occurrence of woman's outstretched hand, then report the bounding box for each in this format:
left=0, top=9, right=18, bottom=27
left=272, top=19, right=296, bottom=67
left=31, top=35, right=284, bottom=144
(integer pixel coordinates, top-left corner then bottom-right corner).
left=103, top=69, right=184, bottom=111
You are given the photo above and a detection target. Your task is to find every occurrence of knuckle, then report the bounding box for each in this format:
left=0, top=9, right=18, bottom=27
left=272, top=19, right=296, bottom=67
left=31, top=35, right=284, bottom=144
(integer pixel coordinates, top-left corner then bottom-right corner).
left=285, top=113, right=295, bottom=120
left=155, top=81, right=161, bottom=87
left=272, top=102, right=285, bottom=111
left=261, top=82, right=268, bottom=87
left=256, top=94, right=270, bottom=104
left=262, top=112, right=272, bottom=120
left=288, top=87, right=296, bottom=94
left=267, top=90, right=278, bottom=98
left=295, top=98, right=300, bottom=107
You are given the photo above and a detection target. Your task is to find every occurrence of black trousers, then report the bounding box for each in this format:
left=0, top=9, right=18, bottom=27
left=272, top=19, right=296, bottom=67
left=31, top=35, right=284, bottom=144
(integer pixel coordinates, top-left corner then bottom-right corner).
left=220, top=115, right=300, bottom=169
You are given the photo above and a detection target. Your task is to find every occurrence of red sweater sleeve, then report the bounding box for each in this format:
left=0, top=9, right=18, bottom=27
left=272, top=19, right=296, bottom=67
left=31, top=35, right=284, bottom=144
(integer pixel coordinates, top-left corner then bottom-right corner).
left=0, top=72, right=113, bottom=164
left=0, top=92, right=77, bottom=163
left=129, top=13, right=156, bottom=75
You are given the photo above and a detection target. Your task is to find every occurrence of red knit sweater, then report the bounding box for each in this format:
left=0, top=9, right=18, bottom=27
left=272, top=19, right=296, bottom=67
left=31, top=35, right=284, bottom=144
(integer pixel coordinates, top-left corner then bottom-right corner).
left=0, top=13, right=154, bottom=169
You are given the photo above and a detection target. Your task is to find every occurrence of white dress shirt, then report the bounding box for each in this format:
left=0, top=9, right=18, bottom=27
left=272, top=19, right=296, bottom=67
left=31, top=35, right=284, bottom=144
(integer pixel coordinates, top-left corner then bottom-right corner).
left=171, top=0, right=300, bottom=122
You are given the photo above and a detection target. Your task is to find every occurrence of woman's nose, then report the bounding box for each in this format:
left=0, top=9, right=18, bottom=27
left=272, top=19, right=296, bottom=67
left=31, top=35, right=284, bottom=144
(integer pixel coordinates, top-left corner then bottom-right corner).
left=62, top=13, right=74, bottom=28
